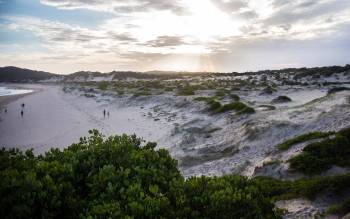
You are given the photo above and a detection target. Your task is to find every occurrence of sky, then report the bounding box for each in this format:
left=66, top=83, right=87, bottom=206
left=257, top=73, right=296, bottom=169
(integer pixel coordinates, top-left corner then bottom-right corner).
left=0, top=0, right=350, bottom=74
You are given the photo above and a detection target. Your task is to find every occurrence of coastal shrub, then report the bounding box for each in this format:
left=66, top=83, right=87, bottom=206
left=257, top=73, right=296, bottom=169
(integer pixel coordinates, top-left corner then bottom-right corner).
left=0, top=130, right=282, bottom=219
left=177, top=86, right=195, bottom=96
left=230, top=94, right=240, bottom=101
left=216, top=102, right=255, bottom=114
left=288, top=128, right=350, bottom=174
left=215, top=89, right=226, bottom=97
left=259, top=105, right=276, bottom=111
left=194, top=97, right=222, bottom=111
left=278, top=131, right=335, bottom=151
left=271, top=96, right=292, bottom=103
left=97, top=81, right=109, bottom=91
left=327, top=198, right=350, bottom=216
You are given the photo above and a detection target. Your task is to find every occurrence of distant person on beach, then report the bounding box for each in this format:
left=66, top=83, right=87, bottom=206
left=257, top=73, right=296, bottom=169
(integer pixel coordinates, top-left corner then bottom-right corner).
left=107, top=111, right=110, bottom=117
left=20, top=110, right=23, bottom=117
left=103, top=109, right=106, bottom=118
left=21, top=103, right=25, bottom=108
left=4, top=108, right=7, bottom=113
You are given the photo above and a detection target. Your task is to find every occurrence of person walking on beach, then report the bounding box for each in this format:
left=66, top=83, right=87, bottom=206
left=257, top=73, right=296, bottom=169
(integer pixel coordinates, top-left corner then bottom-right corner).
left=103, top=109, right=106, bottom=118
left=21, top=103, right=25, bottom=108
left=4, top=108, right=7, bottom=113
left=20, top=110, right=23, bottom=117
left=107, top=111, right=110, bottom=118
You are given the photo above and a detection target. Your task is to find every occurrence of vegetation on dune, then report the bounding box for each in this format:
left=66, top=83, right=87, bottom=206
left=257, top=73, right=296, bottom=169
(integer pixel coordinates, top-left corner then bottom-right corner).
left=216, top=102, right=255, bottom=114
left=214, top=89, right=226, bottom=98
left=194, top=96, right=222, bottom=111
left=2, top=130, right=350, bottom=218
left=177, top=86, right=196, bottom=96
left=259, top=105, right=276, bottom=110
left=194, top=97, right=254, bottom=114
left=97, top=81, right=109, bottom=91
left=288, top=128, right=350, bottom=174
left=230, top=93, right=240, bottom=101
left=278, top=131, right=335, bottom=151
left=327, top=198, right=350, bottom=217
left=0, top=130, right=281, bottom=219
left=271, top=96, right=292, bottom=103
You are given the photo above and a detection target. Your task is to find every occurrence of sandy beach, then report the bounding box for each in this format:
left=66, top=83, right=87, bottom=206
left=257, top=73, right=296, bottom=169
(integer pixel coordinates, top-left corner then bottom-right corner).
left=0, top=84, right=172, bottom=154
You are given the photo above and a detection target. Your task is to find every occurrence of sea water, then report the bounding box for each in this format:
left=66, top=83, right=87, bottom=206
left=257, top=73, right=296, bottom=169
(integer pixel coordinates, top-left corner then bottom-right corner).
left=0, top=87, right=33, bottom=96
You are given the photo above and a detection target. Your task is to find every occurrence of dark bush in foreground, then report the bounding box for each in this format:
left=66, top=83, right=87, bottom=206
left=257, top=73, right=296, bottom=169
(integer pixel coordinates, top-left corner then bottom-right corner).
left=0, top=130, right=280, bottom=219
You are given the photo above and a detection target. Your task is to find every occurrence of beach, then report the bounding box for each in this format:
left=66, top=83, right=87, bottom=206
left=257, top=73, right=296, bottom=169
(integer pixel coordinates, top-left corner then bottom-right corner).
left=0, top=84, right=172, bottom=154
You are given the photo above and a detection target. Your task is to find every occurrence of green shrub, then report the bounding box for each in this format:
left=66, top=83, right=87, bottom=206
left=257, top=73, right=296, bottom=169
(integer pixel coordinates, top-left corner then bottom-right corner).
left=215, top=89, right=226, bottom=97
left=0, top=131, right=281, bottom=219
left=230, top=94, right=240, bottom=101
left=288, top=128, right=350, bottom=174
left=177, top=86, right=195, bottom=96
left=216, top=102, right=255, bottom=114
left=194, top=97, right=222, bottom=111
left=259, top=105, right=276, bottom=110
left=327, top=198, right=350, bottom=216
left=278, top=131, right=335, bottom=151
left=97, top=81, right=109, bottom=90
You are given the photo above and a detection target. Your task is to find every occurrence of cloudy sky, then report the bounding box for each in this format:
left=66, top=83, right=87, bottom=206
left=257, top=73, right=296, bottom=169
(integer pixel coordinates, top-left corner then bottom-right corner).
left=0, top=0, right=350, bottom=74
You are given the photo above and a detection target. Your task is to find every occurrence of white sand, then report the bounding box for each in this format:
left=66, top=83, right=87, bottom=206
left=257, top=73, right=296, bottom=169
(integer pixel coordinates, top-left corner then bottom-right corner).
left=0, top=84, right=171, bottom=153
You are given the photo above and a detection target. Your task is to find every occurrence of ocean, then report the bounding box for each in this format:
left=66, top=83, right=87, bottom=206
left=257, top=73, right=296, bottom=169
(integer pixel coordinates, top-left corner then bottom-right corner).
left=0, top=86, right=33, bottom=97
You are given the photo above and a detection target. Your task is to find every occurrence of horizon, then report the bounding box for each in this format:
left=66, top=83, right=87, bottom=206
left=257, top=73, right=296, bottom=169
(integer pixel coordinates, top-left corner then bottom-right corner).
left=2, top=63, right=350, bottom=75
left=1, top=0, right=350, bottom=74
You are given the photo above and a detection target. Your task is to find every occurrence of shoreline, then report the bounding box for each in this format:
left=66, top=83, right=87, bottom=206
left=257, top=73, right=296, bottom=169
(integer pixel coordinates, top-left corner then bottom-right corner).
left=0, top=84, right=41, bottom=108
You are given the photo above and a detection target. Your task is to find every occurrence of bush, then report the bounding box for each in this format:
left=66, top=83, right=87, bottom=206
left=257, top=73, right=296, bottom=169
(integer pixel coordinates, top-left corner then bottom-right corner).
left=327, top=198, right=350, bottom=216
left=177, top=86, right=195, bottom=96
left=216, top=102, right=255, bottom=114
left=215, top=89, right=226, bottom=97
left=271, top=96, right=292, bottom=103
left=288, top=128, right=350, bottom=174
left=194, top=97, right=222, bottom=111
left=230, top=94, right=240, bottom=101
left=0, top=131, right=281, bottom=219
left=278, top=131, right=335, bottom=151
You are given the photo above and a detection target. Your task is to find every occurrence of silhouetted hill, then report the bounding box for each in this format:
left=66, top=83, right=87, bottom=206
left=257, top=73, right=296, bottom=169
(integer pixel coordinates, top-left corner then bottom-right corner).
left=0, top=66, right=58, bottom=82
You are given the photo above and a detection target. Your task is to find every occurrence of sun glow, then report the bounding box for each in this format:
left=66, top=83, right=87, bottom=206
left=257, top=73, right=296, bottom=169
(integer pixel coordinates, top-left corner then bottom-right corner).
left=181, top=0, right=242, bottom=41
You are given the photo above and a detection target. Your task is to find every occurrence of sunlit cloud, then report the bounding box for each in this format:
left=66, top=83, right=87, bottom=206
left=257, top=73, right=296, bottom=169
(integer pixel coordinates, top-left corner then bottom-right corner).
left=0, top=0, right=350, bottom=73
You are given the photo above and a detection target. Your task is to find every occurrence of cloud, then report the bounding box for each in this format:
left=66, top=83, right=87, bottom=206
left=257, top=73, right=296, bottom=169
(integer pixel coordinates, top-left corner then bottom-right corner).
left=1, top=0, right=350, bottom=73
left=146, top=35, right=185, bottom=47
left=40, top=0, right=187, bottom=15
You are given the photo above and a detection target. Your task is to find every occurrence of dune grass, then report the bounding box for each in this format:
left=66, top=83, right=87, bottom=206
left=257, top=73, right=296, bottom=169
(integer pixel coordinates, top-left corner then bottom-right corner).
left=288, top=128, right=350, bottom=174
left=215, top=102, right=255, bottom=114
left=278, top=131, right=335, bottom=151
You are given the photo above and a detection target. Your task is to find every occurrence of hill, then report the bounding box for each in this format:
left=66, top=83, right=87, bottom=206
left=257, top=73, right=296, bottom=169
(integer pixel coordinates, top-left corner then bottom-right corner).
left=0, top=66, right=59, bottom=82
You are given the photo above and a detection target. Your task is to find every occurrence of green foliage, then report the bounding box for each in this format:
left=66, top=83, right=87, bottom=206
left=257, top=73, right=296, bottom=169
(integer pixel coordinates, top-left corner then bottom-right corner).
left=183, top=175, right=280, bottom=219
left=214, top=89, right=226, bottom=98
left=215, top=102, right=255, bottom=114
left=0, top=130, right=282, bottom=219
left=289, top=128, right=350, bottom=174
left=194, top=97, right=254, bottom=114
left=97, top=81, right=109, bottom=91
left=177, top=86, right=196, bottom=96
left=327, top=198, right=350, bottom=216
left=278, top=131, right=335, bottom=151
left=0, top=131, right=183, bottom=218
left=252, top=173, right=350, bottom=201
left=230, top=94, right=240, bottom=101
left=194, top=97, right=222, bottom=111
left=259, top=105, right=276, bottom=110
